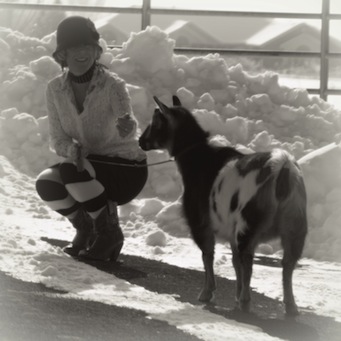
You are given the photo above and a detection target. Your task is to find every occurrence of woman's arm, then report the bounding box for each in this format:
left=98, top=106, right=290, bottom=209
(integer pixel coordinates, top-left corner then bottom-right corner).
left=110, top=77, right=137, bottom=138
left=46, top=85, right=77, bottom=158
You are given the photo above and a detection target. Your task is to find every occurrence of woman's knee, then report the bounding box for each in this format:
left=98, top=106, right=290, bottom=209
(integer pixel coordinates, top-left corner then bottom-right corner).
left=35, top=165, right=66, bottom=200
left=36, top=166, right=61, bottom=183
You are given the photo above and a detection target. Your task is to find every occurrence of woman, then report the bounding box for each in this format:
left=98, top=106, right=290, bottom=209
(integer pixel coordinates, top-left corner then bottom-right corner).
left=36, top=16, right=147, bottom=261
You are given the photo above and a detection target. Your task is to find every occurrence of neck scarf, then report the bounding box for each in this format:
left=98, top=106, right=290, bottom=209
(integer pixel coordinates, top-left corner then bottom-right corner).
left=68, top=62, right=96, bottom=83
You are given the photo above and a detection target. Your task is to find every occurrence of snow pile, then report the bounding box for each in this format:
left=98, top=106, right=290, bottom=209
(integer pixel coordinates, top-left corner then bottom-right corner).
left=1, top=25, right=341, bottom=262
left=0, top=27, right=57, bottom=115
left=298, top=143, right=341, bottom=261
left=0, top=107, right=62, bottom=174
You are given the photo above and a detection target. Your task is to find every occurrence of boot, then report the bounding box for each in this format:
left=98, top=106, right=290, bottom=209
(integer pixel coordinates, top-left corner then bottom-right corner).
left=78, top=201, right=124, bottom=262
left=63, top=208, right=95, bottom=257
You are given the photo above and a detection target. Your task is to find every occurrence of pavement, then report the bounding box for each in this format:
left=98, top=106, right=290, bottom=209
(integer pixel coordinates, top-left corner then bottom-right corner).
left=0, top=269, right=199, bottom=341
left=0, top=245, right=340, bottom=341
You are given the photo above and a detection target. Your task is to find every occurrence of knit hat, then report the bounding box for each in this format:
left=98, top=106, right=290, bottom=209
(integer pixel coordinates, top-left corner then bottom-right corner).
left=52, top=16, right=102, bottom=62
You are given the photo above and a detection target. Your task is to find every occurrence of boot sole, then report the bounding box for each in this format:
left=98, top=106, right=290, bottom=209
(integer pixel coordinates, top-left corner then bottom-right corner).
left=78, top=241, right=123, bottom=262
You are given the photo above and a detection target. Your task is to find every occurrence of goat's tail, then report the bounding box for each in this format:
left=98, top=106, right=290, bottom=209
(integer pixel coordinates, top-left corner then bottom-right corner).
left=271, top=149, right=306, bottom=203
left=271, top=150, right=308, bottom=260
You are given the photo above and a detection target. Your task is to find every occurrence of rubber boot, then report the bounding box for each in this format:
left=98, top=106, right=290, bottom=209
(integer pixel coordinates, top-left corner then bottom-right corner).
left=63, top=208, right=95, bottom=257
left=78, top=201, right=124, bottom=262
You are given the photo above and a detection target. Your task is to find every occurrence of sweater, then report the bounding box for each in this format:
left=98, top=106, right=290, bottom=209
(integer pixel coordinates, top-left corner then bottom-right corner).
left=46, top=66, right=146, bottom=161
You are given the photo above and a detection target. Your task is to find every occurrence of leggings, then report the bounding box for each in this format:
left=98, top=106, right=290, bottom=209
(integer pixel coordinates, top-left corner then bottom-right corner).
left=36, top=155, right=148, bottom=219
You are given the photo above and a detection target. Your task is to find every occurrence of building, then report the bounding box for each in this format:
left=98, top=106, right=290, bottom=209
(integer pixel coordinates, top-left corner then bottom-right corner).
left=164, top=20, right=221, bottom=48
left=95, top=14, right=129, bottom=45
left=246, top=20, right=341, bottom=53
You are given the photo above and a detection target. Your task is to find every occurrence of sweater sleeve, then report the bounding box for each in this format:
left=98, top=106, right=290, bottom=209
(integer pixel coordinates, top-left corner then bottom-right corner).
left=46, top=84, right=75, bottom=158
left=110, top=76, right=137, bottom=138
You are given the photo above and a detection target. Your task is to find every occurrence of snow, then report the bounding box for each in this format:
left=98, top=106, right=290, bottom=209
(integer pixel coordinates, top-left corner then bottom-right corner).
left=0, top=24, right=341, bottom=340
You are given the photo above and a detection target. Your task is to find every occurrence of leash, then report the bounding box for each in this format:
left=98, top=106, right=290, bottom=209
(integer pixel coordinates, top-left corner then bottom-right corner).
left=87, top=158, right=175, bottom=168
left=75, top=143, right=203, bottom=171
left=76, top=157, right=174, bottom=170
left=76, top=143, right=204, bottom=170
left=74, top=144, right=174, bottom=171
left=87, top=143, right=204, bottom=168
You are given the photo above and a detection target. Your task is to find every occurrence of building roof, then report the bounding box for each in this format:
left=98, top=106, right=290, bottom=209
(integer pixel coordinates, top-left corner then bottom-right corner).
left=164, top=20, right=222, bottom=47
left=246, top=19, right=341, bottom=52
left=94, top=14, right=129, bottom=44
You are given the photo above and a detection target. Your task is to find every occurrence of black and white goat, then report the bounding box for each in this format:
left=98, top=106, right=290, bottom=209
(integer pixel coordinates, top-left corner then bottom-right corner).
left=139, top=96, right=307, bottom=315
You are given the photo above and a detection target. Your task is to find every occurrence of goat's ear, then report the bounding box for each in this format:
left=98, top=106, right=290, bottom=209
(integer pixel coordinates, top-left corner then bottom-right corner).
left=153, top=96, right=169, bottom=114
left=172, top=95, right=182, bottom=107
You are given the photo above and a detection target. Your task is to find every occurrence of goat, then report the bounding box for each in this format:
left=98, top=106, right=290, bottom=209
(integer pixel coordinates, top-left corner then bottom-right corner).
left=139, top=96, right=307, bottom=316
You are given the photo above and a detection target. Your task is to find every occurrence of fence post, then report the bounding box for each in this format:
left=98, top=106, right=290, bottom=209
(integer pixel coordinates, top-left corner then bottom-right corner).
left=141, top=0, right=151, bottom=30
left=320, top=0, right=330, bottom=101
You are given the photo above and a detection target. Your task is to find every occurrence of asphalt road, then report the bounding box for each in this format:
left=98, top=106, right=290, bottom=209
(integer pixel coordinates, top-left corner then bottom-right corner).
left=0, top=270, right=199, bottom=341
left=0, top=239, right=340, bottom=341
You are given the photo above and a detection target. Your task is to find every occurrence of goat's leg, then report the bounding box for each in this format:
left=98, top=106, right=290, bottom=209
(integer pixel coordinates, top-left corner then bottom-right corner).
left=281, top=233, right=305, bottom=316
left=195, top=229, right=216, bottom=302
left=198, top=251, right=216, bottom=302
left=282, top=258, right=298, bottom=316
left=239, top=251, right=254, bottom=312
left=231, top=245, right=242, bottom=306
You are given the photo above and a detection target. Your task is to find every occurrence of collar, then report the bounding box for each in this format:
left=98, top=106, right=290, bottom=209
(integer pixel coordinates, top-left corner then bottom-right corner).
left=174, top=142, right=205, bottom=160
left=60, top=64, right=106, bottom=90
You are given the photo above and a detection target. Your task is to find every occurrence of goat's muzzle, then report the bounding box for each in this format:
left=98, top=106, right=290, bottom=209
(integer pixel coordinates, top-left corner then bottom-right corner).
left=139, top=125, right=152, bottom=151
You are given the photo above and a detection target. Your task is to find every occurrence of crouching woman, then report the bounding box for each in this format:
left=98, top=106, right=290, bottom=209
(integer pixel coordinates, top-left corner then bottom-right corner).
left=35, top=16, right=147, bottom=261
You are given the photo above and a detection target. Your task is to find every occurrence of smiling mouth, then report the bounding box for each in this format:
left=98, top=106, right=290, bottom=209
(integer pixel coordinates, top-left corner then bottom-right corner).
left=75, top=57, right=88, bottom=63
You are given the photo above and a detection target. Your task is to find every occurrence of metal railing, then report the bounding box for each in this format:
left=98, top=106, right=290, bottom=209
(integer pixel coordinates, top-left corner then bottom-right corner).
left=1, top=0, right=341, bottom=101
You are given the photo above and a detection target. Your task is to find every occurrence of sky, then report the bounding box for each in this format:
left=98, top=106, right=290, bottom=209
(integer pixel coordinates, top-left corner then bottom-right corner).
left=75, top=0, right=341, bottom=13
left=4, top=0, right=341, bottom=47
left=152, top=0, right=323, bottom=12
left=6, top=0, right=341, bottom=14
left=5, top=0, right=341, bottom=49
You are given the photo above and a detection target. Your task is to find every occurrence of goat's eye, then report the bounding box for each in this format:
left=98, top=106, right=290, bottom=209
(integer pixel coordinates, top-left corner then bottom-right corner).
left=152, top=115, right=165, bottom=130
left=151, top=119, right=159, bottom=129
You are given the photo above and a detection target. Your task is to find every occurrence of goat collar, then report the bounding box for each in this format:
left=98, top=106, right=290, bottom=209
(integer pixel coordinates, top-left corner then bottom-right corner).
left=173, top=142, right=205, bottom=160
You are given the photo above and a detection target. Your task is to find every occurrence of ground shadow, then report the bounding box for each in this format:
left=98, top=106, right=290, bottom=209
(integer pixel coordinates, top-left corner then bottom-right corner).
left=206, top=305, right=321, bottom=341
left=0, top=271, right=198, bottom=341
left=41, top=237, right=147, bottom=281
left=42, top=237, right=341, bottom=341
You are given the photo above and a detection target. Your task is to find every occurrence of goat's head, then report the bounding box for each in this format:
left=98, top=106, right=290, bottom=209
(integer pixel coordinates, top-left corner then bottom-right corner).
left=139, top=95, right=208, bottom=157
left=139, top=96, right=178, bottom=154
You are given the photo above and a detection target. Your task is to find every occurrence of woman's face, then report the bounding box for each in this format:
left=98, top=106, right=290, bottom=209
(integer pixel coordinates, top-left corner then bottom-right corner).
left=65, top=44, right=98, bottom=75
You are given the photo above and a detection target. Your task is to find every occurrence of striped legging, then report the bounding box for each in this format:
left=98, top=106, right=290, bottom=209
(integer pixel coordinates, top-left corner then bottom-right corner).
left=36, top=156, right=148, bottom=220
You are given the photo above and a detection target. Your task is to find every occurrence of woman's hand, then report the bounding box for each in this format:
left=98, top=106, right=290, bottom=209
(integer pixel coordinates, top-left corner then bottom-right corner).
left=69, top=143, right=88, bottom=160
left=68, top=143, right=88, bottom=171
left=116, top=114, right=135, bottom=138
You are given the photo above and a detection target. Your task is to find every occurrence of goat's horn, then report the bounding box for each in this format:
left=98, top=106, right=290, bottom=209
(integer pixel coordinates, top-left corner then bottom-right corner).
left=153, top=96, right=169, bottom=113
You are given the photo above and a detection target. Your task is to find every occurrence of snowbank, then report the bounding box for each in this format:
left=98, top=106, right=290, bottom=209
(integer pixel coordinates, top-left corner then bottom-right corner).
left=1, top=25, right=341, bottom=262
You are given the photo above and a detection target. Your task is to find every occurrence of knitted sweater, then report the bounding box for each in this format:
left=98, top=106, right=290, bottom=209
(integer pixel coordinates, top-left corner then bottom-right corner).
left=46, top=66, right=146, bottom=161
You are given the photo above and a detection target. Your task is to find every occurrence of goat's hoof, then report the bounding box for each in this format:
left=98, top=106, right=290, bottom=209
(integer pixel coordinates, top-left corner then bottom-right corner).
left=285, top=304, right=299, bottom=317
left=198, top=289, right=215, bottom=303
left=239, top=299, right=251, bottom=313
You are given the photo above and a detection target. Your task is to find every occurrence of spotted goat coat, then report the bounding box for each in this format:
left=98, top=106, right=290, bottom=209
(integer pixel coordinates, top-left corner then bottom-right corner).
left=139, top=96, right=307, bottom=316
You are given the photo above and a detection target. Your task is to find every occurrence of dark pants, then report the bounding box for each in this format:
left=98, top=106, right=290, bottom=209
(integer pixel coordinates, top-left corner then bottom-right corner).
left=87, top=155, right=148, bottom=205
left=35, top=155, right=148, bottom=217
